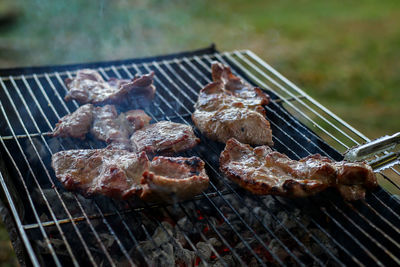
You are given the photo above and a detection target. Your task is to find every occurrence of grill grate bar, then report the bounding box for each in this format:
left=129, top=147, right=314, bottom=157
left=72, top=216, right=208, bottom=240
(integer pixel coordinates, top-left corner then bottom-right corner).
left=51, top=70, right=141, bottom=265
left=26, top=74, right=99, bottom=264
left=183, top=55, right=344, bottom=265
left=0, top=78, right=64, bottom=266
left=369, top=193, right=400, bottom=227
left=34, top=70, right=133, bottom=265
left=0, top=171, right=41, bottom=266
left=346, top=201, right=400, bottom=253
left=333, top=200, right=400, bottom=264
left=92, top=201, right=135, bottom=266
left=108, top=201, right=153, bottom=266
left=23, top=73, right=116, bottom=265
left=22, top=190, right=233, bottom=230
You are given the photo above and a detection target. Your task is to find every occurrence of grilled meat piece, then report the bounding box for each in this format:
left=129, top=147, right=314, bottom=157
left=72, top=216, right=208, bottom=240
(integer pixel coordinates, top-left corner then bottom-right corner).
left=51, top=149, right=209, bottom=201
left=192, top=62, right=273, bottom=146
left=140, top=156, right=209, bottom=201
left=220, top=138, right=377, bottom=201
left=64, top=69, right=156, bottom=105
left=91, top=105, right=132, bottom=144
left=125, top=109, right=152, bottom=131
left=52, top=149, right=149, bottom=199
left=53, top=104, right=94, bottom=139
left=130, top=121, right=200, bottom=154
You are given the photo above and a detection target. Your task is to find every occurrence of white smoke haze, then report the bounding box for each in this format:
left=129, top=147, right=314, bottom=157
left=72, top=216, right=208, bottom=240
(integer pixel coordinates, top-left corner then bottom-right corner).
left=2, top=0, right=216, bottom=67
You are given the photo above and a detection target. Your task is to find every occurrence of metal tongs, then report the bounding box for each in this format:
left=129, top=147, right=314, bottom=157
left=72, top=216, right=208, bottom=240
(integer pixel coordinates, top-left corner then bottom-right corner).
left=344, top=132, right=400, bottom=171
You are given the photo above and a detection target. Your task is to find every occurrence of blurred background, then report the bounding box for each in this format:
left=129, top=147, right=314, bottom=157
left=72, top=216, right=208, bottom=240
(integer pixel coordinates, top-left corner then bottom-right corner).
left=0, top=0, right=399, bottom=265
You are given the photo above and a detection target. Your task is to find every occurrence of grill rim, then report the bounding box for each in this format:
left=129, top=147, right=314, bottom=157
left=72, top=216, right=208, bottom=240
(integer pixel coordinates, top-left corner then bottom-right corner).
left=0, top=45, right=399, bottom=266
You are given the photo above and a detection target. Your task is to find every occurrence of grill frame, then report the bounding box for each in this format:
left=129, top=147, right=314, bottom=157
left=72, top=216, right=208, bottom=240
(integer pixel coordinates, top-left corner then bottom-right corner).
left=0, top=46, right=400, bottom=266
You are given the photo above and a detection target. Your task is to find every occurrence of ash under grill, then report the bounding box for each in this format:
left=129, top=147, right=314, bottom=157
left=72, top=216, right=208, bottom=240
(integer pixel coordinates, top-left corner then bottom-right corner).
left=1, top=46, right=400, bottom=266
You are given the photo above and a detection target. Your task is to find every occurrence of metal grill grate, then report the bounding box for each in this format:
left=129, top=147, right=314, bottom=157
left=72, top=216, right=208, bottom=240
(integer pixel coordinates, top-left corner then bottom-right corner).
left=1, top=47, right=400, bottom=266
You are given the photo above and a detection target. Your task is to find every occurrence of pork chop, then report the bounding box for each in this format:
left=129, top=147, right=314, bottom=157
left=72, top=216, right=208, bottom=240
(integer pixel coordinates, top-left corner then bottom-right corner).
left=53, top=104, right=94, bottom=139
left=130, top=121, right=200, bottom=155
left=219, top=138, right=377, bottom=201
left=192, top=62, right=273, bottom=146
left=51, top=149, right=209, bottom=201
left=64, top=69, right=156, bottom=105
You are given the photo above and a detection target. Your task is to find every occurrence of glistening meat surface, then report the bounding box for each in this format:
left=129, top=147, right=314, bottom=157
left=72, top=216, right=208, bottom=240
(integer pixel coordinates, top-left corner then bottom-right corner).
left=219, top=138, right=377, bottom=201
left=192, top=62, right=273, bottom=146
left=64, top=69, right=156, bottom=105
left=130, top=121, right=200, bottom=154
left=51, top=149, right=209, bottom=201
left=53, top=104, right=94, bottom=139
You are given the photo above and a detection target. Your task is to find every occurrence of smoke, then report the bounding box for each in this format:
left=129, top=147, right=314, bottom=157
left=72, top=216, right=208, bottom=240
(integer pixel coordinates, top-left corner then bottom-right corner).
left=5, top=0, right=211, bottom=67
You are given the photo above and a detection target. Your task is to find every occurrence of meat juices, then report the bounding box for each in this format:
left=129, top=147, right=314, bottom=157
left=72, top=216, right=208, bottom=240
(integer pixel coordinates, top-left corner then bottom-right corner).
left=130, top=121, right=200, bottom=155
left=51, top=149, right=209, bottom=201
left=192, top=62, right=273, bottom=146
left=220, top=138, right=377, bottom=201
left=64, top=69, right=156, bottom=105
left=53, top=104, right=94, bottom=139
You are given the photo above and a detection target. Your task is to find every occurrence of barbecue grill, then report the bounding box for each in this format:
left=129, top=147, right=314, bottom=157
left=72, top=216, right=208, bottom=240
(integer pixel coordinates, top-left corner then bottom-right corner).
left=1, top=45, right=400, bottom=266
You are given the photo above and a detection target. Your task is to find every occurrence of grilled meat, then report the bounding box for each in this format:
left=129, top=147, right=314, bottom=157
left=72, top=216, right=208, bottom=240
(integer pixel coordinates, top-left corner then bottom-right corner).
left=220, top=138, right=377, bottom=201
left=192, top=62, right=273, bottom=146
left=51, top=149, right=209, bottom=201
left=130, top=121, right=200, bottom=155
left=52, top=149, right=149, bottom=198
left=124, top=109, right=152, bottom=131
left=64, top=69, right=156, bottom=105
left=53, top=103, right=152, bottom=150
left=91, top=105, right=132, bottom=145
left=53, top=104, right=94, bottom=139
left=140, top=156, right=209, bottom=201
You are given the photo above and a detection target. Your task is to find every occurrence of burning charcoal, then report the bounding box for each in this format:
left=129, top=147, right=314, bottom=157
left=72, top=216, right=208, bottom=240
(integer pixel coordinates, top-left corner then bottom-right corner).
left=262, top=196, right=278, bottom=212
left=262, top=212, right=273, bottom=228
left=308, top=229, right=338, bottom=257
left=196, top=241, right=213, bottom=259
left=177, top=216, right=194, bottom=234
left=268, top=239, right=289, bottom=262
left=275, top=211, right=297, bottom=230
left=212, top=255, right=237, bottom=267
left=173, top=228, right=187, bottom=247
left=152, top=221, right=173, bottom=246
left=173, top=240, right=195, bottom=266
left=208, top=237, right=222, bottom=247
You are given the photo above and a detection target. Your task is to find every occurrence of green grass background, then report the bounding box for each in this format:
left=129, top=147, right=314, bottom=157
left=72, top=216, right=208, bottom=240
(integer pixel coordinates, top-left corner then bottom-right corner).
left=0, top=0, right=399, bottom=265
